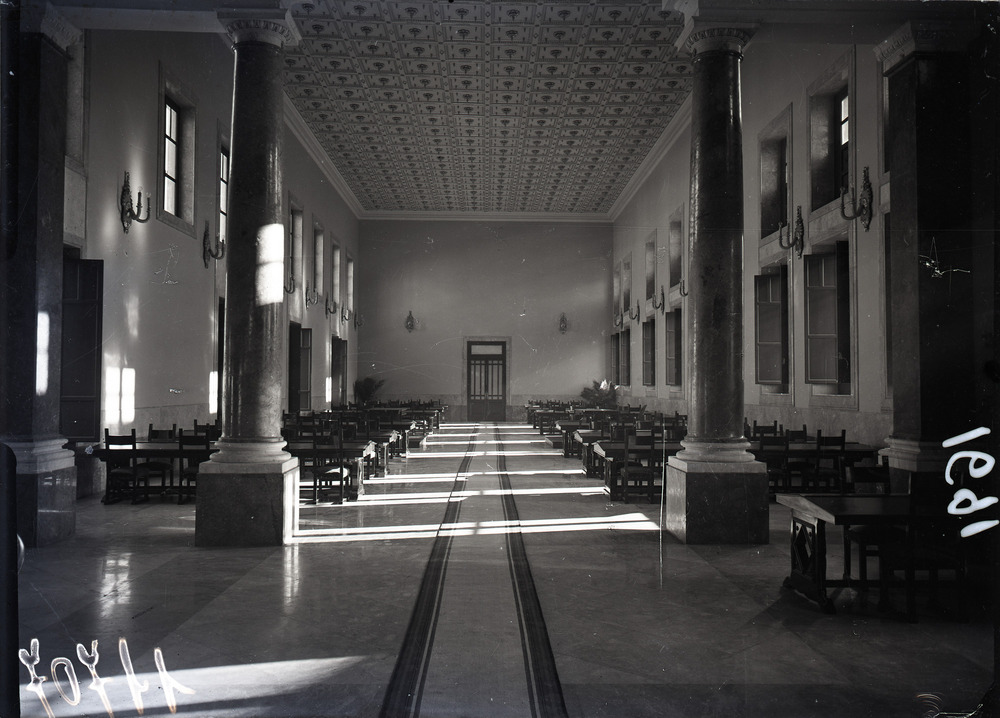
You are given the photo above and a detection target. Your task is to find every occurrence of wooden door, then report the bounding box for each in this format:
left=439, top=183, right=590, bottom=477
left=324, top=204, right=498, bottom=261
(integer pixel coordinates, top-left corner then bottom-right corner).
left=467, top=342, right=506, bottom=422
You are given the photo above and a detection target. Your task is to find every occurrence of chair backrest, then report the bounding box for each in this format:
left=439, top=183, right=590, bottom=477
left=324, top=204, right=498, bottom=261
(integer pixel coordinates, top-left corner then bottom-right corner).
left=193, top=420, right=221, bottom=441
left=177, top=428, right=211, bottom=468
left=752, top=420, right=782, bottom=438
left=785, top=424, right=808, bottom=442
left=816, top=429, right=846, bottom=450
left=104, top=428, right=138, bottom=470
left=147, top=423, right=177, bottom=442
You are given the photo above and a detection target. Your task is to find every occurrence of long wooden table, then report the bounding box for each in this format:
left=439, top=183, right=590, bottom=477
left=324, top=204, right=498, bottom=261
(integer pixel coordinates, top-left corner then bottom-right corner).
left=592, top=439, right=683, bottom=501
left=285, top=439, right=377, bottom=502
left=775, top=493, right=951, bottom=620
left=751, top=441, right=879, bottom=492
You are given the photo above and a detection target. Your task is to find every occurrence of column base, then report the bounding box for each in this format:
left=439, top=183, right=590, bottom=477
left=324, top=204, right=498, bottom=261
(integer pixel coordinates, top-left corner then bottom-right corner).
left=879, top=436, right=952, bottom=493
left=195, top=440, right=298, bottom=546
left=7, top=438, right=77, bottom=547
left=665, top=455, right=769, bottom=544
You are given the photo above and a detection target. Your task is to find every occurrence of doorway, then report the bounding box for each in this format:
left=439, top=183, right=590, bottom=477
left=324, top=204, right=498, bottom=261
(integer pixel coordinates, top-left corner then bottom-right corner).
left=467, top=341, right=507, bottom=422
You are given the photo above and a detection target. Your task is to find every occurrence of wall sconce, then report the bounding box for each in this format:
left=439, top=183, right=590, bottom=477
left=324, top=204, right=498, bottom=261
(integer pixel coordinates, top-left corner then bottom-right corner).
left=202, top=221, right=225, bottom=267
left=304, top=283, right=320, bottom=306
left=558, top=313, right=568, bottom=334
left=341, top=306, right=352, bottom=323
left=627, top=300, right=640, bottom=321
left=284, top=274, right=296, bottom=294
left=841, top=166, right=873, bottom=231
left=778, top=206, right=805, bottom=258
left=613, top=312, right=624, bottom=328
left=324, top=297, right=338, bottom=317
left=119, top=171, right=150, bottom=233
left=651, top=285, right=665, bottom=312
left=405, top=310, right=416, bottom=332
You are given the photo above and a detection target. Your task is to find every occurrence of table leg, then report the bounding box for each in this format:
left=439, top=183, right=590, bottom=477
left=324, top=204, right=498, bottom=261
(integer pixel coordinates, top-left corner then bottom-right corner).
left=783, top=512, right=836, bottom=614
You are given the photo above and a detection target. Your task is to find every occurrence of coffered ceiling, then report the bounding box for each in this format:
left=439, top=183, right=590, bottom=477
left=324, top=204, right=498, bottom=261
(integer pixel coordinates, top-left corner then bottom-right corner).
left=282, top=1, right=691, bottom=217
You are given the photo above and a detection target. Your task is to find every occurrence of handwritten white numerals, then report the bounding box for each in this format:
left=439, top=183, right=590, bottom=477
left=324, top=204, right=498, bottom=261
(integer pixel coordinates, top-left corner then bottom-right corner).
left=18, top=636, right=195, bottom=717
left=943, top=427, right=999, bottom=538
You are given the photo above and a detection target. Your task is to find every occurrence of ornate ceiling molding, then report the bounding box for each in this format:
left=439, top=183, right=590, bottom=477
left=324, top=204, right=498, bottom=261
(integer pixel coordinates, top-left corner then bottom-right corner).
left=282, top=0, right=693, bottom=216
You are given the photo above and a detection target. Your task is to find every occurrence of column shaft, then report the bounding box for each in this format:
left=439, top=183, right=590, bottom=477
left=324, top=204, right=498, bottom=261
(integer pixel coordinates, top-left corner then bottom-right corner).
left=686, top=46, right=745, bottom=446
left=222, top=38, right=286, bottom=446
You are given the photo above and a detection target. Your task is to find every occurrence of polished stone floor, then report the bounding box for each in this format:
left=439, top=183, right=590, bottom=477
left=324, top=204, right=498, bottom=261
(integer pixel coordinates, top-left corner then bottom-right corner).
left=16, top=423, right=995, bottom=717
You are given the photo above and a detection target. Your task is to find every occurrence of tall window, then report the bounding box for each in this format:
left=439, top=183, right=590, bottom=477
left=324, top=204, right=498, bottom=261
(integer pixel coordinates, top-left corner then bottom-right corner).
left=664, top=309, right=681, bottom=386
left=346, top=256, right=355, bottom=315
left=332, top=243, right=342, bottom=307
left=668, top=209, right=683, bottom=288
left=313, top=226, right=324, bottom=295
left=805, top=241, right=851, bottom=389
left=620, top=327, right=631, bottom=386
left=610, top=333, right=621, bottom=386
left=641, top=319, right=655, bottom=386
left=807, top=55, right=850, bottom=211
left=218, top=146, right=229, bottom=243
left=754, top=265, right=789, bottom=387
left=760, top=136, right=789, bottom=237
left=287, top=208, right=303, bottom=291
left=157, top=68, right=196, bottom=234
left=163, top=100, right=179, bottom=215
left=645, top=238, right=656, bottom=302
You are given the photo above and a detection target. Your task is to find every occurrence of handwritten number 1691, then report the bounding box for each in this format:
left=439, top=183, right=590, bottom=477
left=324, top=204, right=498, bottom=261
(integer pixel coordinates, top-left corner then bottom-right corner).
left=944, top=427, right=999, bottom=538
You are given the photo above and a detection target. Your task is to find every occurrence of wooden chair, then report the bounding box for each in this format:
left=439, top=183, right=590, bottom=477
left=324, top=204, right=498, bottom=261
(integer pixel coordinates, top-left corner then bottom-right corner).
left=842, top=465, right=901, bottom=597
left=102, top=429, right=150, bottom=504
left=807, top=429, right=847, bottom=491
left=177, top=429, right=210, bottom=504
left=758, top=433, right=790, bottom=493
left=139, top=423, right=177, bottom=496
left=309, top=427, right=352, bottom=504
left=875, top=472, right=971, bottom=621
left=618, top=426, right=660, bottom=503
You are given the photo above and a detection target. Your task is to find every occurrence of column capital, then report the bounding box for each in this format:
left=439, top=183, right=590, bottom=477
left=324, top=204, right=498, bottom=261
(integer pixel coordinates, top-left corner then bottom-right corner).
left=218, top=8, right=301, bottom=48
left=679, top=20, right=757, bottom=56
left=21, top=2, right=82, bottom=52
left=876, top=20, right=978, bottom=74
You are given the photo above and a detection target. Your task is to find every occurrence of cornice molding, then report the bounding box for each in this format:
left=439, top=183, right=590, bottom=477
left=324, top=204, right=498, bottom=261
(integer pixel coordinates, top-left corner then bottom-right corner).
left=283, top=94, right=364, bottom=219
left=609, top=94, right=692, bottom=222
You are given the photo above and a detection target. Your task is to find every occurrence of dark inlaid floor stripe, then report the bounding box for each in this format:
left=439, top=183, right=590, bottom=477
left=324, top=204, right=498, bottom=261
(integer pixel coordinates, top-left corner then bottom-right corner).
left=378, top=432, right=477, bottom=718
left=495, top=427, right=570, bottom=718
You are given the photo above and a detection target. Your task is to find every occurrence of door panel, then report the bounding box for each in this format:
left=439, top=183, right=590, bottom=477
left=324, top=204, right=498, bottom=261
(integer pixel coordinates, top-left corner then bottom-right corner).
left=467, top=342, right=506, bottom=422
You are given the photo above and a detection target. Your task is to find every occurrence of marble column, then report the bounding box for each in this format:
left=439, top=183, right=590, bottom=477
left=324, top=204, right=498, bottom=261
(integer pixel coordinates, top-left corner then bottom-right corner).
left=0, top=7, right=80, bottom=547
left=196, top=9, right=301, bottom=547
left=665, top=23, right=768, bottom=544
left=875, top=21, right=987, bottom=482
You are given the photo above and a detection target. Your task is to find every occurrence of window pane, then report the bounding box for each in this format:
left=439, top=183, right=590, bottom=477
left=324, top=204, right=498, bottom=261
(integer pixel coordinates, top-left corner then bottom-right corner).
left=163, top=177, right=176, bottom=214
left=164, top=140, right=177, bottom=177
left=165, top=103, right=177, bottom=139
left=808, top=287, right=837, bottom=334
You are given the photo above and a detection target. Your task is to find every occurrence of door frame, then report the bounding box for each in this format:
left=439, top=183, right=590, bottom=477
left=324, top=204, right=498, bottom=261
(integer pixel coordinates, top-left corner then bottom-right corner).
left=462, top=336, right=511, bottom=423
